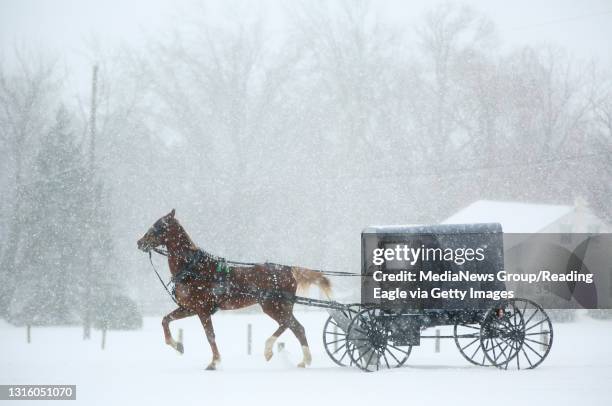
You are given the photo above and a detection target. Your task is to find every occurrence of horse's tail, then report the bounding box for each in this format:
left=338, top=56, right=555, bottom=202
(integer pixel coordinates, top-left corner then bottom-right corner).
left=291, top=267, right=332, bottom=299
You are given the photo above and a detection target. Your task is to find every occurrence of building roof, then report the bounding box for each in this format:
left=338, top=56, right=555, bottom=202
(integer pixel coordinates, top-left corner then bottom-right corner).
left=443, top=200, right=573, bottom=233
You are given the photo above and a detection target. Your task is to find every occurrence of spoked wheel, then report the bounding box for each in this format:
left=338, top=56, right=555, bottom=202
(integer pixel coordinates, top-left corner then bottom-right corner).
left=454, top=321, right=491, bottom=366
left=322, top=306, right=360, bottom=367
left=481, top=298, right=553, bottom=370
left=346, top=308, right=412, bottom=372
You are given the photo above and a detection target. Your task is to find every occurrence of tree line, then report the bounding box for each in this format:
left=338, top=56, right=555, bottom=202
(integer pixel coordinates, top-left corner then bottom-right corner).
left=0, top=1, right=610, bottom=317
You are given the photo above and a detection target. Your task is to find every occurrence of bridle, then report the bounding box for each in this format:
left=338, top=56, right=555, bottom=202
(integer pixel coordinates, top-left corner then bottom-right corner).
left=151, top=247, right=169, bottom=256
left=145, top=220, right=178, bottom=304
left=144, top=220, right=243, bottom=305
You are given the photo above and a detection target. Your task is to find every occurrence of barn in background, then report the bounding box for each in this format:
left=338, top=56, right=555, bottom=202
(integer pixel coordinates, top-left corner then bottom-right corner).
left=444, top=199, right=612, bottom=313
left=444, top=198, right=611, bottom=234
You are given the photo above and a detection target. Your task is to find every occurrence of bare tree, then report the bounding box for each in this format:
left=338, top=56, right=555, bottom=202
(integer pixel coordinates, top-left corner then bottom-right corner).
left=0, top=50, right=61, bottom=316
left=584, top=63, right=612, bottom=221
left=289, top=0, right=404, bottom=164
left=416, top=3, right=498, bottom=162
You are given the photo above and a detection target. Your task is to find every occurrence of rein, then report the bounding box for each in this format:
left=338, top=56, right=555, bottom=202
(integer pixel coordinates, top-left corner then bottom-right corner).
left=314, top=270, right=361, bottom=277
left=152, top=247, right=257, bottom=267
left=147, top=248, right=293, bottom=304
left=148, top=251, right=179, bottom=305
left=151, top=247, right=360, bottom=276
left=146, top=246, right=360, bottom=305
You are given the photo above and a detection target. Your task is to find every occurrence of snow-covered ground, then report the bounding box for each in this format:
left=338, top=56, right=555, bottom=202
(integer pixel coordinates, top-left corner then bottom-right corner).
left=2, top=310, right=612, bottom=406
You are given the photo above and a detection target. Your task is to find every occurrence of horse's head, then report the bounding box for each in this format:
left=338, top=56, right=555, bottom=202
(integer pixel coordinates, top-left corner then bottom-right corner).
left=137, top=209, right=176, bottom=252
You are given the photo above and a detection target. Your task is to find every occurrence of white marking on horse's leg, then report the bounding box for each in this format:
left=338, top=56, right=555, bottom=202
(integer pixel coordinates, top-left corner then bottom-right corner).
left=165, top=336, right=185, bottom=354
left=264, top=336, right=278, bottom=361
left=297, top=345, right=312, bottom=368
left=206, top=358, right=220, bottom=370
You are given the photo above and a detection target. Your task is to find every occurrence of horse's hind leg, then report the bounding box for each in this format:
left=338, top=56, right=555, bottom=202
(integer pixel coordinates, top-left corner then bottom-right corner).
left=260, top=301, right=291, bottom=361
left=288, top=315, right=311, bottom=368
left=261, top=302, right=311, bottom=368
left=162, top=307, right=195, bottom=354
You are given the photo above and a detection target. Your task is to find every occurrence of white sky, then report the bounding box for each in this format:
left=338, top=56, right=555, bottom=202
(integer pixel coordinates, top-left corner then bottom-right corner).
left=0, top=0, right=611, bottom=93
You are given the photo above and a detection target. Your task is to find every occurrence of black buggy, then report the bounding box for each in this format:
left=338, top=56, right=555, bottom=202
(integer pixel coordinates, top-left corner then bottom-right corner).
left=321, top=223, right=554, bottom=372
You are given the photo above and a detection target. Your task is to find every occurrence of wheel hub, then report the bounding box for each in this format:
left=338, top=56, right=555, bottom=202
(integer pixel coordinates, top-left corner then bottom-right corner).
left=367, top=328, right=387, bottom=350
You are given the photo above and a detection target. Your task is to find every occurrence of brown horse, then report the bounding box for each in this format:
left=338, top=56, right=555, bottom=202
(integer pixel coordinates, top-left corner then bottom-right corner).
left=137, top=209, right=331, bottom=370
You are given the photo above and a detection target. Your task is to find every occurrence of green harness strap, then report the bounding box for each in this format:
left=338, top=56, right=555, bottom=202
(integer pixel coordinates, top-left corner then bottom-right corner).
left=216, top=261, right=230, bottom=275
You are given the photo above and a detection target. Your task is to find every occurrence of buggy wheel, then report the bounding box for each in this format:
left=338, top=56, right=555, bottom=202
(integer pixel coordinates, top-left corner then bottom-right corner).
left=322, top=306, right=360, bottom=367
left=346, top=308, right=412, bottom=372
left=480, top=298, right=553, bottom=370
left=454, top=321, right=491, bottom=366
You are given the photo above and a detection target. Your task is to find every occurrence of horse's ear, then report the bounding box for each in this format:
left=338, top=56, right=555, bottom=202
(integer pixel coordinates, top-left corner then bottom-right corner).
left=169, top=209, right=175, bottom=218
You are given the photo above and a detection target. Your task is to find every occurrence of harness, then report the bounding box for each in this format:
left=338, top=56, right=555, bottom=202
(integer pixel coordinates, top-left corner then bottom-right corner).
left=171, top=249, right=209, bottom=284
left=149, top=247, right=232, bottom=301
left=146, top=246, right=355, bottom=314
left=145, top=238, right=359, bottom=307
left=147, top=247, right=306, bottom=305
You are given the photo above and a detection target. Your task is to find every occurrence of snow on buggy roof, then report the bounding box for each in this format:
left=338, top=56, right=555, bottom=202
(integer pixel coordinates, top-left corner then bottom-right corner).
left=362, top=222, right=503, bottom=235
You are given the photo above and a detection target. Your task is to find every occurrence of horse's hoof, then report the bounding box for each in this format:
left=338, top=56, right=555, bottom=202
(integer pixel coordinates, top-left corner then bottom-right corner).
left=264, top=351, right=273, bottom=361
left=297, top=362, right=306, bottom=368
left=176, top=342, right=184, bottom=354
left=205, top=363, right=216, bottom=371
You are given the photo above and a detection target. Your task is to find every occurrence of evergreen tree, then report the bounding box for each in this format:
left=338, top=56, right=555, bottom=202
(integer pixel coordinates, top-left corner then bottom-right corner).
left=8, top=106, right=114, bottom=325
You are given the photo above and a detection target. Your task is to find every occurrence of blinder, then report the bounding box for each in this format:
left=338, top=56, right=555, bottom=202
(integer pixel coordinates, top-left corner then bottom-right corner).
left=150, top=219, right=167, bottom=237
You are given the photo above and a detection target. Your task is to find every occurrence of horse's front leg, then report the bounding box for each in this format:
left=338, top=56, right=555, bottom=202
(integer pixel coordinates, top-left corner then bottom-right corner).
left=198, top=313, right=221, bottom=370
left=162, top=307, right=195, bottom=354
